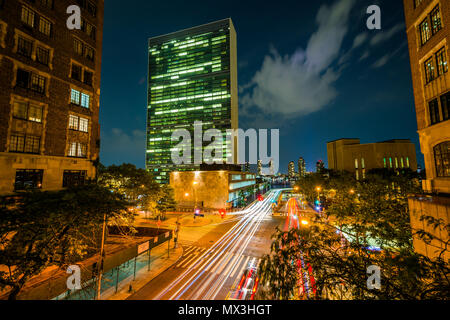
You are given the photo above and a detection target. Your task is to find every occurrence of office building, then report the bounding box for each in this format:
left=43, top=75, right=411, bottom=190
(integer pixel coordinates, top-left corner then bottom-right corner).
left=403, top=0, right=449, bottom=260
left=0, top=0, right=103, bottom=194
left=327, top=138, right=418, bottom=179
left=288, top=161, right=295, bottom=181
left=146, top=18, right=238, bottom=183
left=298, top=157, right=306, bottom=177
left=170, top=168, right=257, bottom=210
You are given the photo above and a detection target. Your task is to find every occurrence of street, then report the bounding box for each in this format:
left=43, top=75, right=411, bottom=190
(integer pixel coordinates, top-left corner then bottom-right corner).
left=128, top=190, right=283, bottom=300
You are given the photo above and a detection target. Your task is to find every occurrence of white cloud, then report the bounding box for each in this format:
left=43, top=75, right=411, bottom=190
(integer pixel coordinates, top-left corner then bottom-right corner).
left=241, top=0, right=355, bottom=117
left=369, top=23, right=405, bottom=46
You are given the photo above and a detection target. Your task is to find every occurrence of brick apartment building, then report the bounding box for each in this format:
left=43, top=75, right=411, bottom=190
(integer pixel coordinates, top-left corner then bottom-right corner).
left=403, top=0, right=449, bottom=260
left=0, top=0, right=103, bottom=194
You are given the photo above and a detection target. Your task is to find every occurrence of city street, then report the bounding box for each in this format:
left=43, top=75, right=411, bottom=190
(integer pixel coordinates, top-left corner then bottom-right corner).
left=128, top=190, right=284, bottom=300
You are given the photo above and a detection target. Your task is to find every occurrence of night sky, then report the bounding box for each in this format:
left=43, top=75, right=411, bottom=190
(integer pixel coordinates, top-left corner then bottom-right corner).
left=99, top=0, right=423, bottom=173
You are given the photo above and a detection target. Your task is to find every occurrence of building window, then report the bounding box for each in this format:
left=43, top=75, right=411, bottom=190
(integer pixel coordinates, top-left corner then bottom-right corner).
left=434, top=142, right=450, bottom=177
left=17, top=37, right=33, bottom=58
left=85, top=46, right=95, bottom=61
left=16, top=69, right=46, bottom=94
left=27, top=104, right=43, bottom=122
left=440, top=92, right=450, bottom=121
left=436, top=47, right=448, bottom=76
left=389, top=157, right=393, bottom=168
left=38, top=17, right=51, bottom=36
left=63, top=170, right=87, bottom=187
left=31, top=74, right=46, bottom=94
left=81, top=19, right=96, bottom=40
left=355, top=170, right=359, bottom=180
left=430, top=5, right=442, bottom=35
left=383, top=157, right=387, bottom=168
left=424, top=57, right=435, bottom=83
left=21, top=6, right=35, bottom=28
left=419, top=18, right=431, bottom=46
left=69, top=115, right=88, bottom=132
left=361, top=158, right=365, bottom=169
left=36, top=46, right=50, bottom=66
left=400, top=157, right=404, bottom=168
left=406, top=157, right=410, bottom=168
left=69, top=114, right=79, bottom=130
left=395, top=157, right=399, bottom=168
left=84, top=70, right=93, bottom=86
left=354, top=158, right=358, bottom=169
left=14, top=169, right=43, bottom=191
left=10, top=134, right=40, bottom=154
left=429, top=99, right=440, bottom=125
left=80, top=93, right=90, bottom=108
left=74, top=38, right=83, bottom=55
left=71, top=88, right=81, bottom=104
left=68, top=142, right=87, bottom=158
left=71, top=64, right=82, bottom=81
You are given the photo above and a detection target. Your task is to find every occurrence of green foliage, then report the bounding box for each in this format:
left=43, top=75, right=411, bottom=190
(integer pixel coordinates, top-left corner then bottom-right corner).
left=261, top=169, right=449, bottom=300
left=0, top=184, right=131, bottom=300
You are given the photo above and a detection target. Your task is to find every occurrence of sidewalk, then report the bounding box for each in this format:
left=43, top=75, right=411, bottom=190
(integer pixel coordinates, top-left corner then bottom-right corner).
left=103, top=242, right=183, bottom=300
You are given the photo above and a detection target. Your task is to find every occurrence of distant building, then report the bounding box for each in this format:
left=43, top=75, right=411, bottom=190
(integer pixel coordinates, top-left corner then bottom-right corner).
left=170, top=169, right=258, bottom=210
left=244, top=161, right=250, bottom=173
left=146, top=19, right=238, bottom=183
left=327, top=138, right=418, bottom=180
left=298, top=157, right=306, bottom=177
left=257, top=160, right=262, bottom=176
left=316, top=160, right=325, bottom=174
left=403, top=0, right=449, bottom=260
left=269, top=159, right=274, bottom=176
left=0, top=0, right=104, bottom=194
left=288, top=161, right=296, bottom=181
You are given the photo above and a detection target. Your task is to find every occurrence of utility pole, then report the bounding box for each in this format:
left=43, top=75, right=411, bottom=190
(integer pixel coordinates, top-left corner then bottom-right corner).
left=96, top=213, right=107, bottom=300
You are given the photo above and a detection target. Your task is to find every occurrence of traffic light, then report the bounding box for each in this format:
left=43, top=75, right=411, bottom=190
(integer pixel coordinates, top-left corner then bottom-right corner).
left=219, top=209, right=226, bottom=219
left=258, top=194, right=263, bottom=201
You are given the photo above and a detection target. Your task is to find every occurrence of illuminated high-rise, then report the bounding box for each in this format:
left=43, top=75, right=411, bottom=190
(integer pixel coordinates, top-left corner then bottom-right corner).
left=146, top=19, right=238, bottom=183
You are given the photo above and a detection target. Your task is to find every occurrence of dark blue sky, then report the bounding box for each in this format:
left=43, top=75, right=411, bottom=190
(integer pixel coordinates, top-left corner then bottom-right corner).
left=99, top=0, right=423, bottom=173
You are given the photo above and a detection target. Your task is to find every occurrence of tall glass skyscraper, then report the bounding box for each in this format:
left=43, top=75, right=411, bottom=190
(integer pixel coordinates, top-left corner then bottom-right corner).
left=146, top=19, right=238, bottom=183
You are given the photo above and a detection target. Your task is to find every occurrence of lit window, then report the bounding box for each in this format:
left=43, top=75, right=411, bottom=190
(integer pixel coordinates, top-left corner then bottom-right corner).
left=31, top=74, right=45, bottom=93
left=424, top=57, right=435, bottom=83
left=400, top=157, right=404, bottom=168
left=21, top=6, right=35, bottom=28
left=354, top=159, right=358, bottom=169
left=361, top=158, right=365, bottom=169
left=71, top=89, right=80, bottom=104
left=406, top=157, right=410, bottom=168
left=13, top=101, right=28, bottom=119
left=436, top=47, right=448, bottom=76
left=430, top=5, right=442, bottom=35
left=383, top=158, right=387, bottom=168
left=28, top=105, right=42, bottom=122
left=419, top=18, right=430, bottom=46
left=39, top=17, right=51, bottom=36
left=395, top=157, right=398, bottom=168
left=80, top=93, right=90, bottom=108
left=69, top=115, right=79, bottom=130
left=68, top=142, right=77, bottom=157
left=389, top=157, right=393, bottom=168
left=79, top=117, right=88, bottom=132
left=74, top=38, right=83, bottom=55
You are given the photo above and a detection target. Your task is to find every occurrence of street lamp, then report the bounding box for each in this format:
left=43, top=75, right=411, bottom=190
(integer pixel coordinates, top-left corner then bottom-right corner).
left=349, top=189, right=355, bottom=194
left=301, top=219, right=309, bottom=226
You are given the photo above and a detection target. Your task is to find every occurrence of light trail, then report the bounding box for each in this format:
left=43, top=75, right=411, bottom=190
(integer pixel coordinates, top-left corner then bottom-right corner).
left=153, top=190, right=281, bottom=300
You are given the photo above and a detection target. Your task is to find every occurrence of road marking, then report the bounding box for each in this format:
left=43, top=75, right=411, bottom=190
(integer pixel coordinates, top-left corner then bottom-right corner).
left=230, top=255, right=249, bottom=278
left=216, top=252, right=234, bottom=275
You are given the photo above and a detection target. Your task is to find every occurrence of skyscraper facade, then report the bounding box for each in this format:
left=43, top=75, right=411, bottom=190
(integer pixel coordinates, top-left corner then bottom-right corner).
left=146, top=19, right=238, bottom=183
left=0, top=0, right=103, bottom=194
left=288, top=161, right=295, bottom=181
left=298, top=157, right=306, bottom=178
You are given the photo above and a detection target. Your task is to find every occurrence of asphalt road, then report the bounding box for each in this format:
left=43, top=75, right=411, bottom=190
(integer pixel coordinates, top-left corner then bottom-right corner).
left=127, top=190, right=284, bottom=300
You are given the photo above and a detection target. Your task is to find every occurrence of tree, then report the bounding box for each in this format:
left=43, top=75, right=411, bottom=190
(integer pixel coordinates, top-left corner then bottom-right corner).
left=260, top=169, right=449, bottom=300
left=156, top=184, right=177, bottom=220
left=98, top=163, right=161, bottom=214
left=0, top=184, right=132, bottom=300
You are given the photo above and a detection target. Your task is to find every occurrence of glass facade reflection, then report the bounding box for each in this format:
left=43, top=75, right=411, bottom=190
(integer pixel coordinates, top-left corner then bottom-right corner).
left=146, top=19, right=238, bottom=183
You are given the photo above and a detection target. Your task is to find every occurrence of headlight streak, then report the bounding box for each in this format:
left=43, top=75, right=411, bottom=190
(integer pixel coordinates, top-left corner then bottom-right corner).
left=152, top=195, right=272, bottom=299
left=154, top=190, right=281, bottom=300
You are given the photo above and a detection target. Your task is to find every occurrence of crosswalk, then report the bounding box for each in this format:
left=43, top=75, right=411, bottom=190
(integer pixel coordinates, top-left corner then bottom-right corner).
left=174, top=245, right=262, bottom=279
